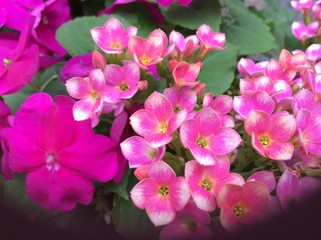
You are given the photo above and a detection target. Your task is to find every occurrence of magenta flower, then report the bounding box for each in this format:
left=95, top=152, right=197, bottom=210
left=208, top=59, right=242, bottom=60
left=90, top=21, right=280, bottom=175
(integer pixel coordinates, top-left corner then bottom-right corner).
left=239, top=76, right=274, bottom=96
left=60, top=53, right=94, bottom=82
left=185, top=159, right=244, bottom=212
left=103, top=61, right=140, bottom=103
left=217, top=182, right=270, bottom=232
left=0, top=17, right=39, bottom=95
left=278, top=49, right=307, bottom=72
left=169, top=30, right=199, bottom=59
left=172, top=61, right=202, bottom=88
left=159, top=200, right=212, bottom=240
left=128, top=29, right=174, bottom=69
left=120, top=136, right=165, bottom=168
left=276, top=170, right=321, bottom=210
left=305, top=43, right=321, bottom=64
left=157, top=0, right=193, bottom=7
left=1, top=93, right=118, bottom=211
left=91, top=17, right=137, bottom=54
left=291, top=21, right=319, bottom=41
left=292, top=89, right=321, bottom=116
left=237, top=58, right=268, bottom=78
left=130, top=91, right=186, bottom=148
left=130, top=161, right=190, bottom=226
left=65, top=69, right=107, bottom=123
left=180, top=108, right=241, bottom=166
left=244, top=111, right=296, bottom=160
left=291, top=0, right=313, bottom=11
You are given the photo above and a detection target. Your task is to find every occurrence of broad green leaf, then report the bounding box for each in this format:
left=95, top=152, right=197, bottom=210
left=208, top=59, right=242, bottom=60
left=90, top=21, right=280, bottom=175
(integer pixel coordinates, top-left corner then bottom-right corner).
left=2, top=88, right=32, bottom=113
left=56, top=15, right=130, bottom=56
left=198, top=43, right=237, bottom=95
left=221, top=0, right=277, bottom=55
left=104, top=169, right=131, bottom=200
left=161, top=0, right=221, bottom=31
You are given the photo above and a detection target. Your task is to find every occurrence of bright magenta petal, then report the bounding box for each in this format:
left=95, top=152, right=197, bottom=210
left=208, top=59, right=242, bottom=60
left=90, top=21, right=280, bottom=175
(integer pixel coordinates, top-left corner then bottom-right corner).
left=130, top=178, right=158, bottom=209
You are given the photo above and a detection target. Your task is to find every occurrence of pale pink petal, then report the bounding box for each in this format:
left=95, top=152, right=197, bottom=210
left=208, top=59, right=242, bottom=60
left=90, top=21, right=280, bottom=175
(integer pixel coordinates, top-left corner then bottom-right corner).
left=292, top=89, right=315, bottom=112
left=147, top=161, right=176, bottom=185
left=220, top=115, right=235, bottom=128
left=291, top=21, right=306, bottom=40
left=210, top=128, right=241, bottom=155
left=244, top=110, right=270, bottom=135
left=220, top=205, right=241, bottom=232
left=167, top=109, right=187, bottom=132
left=130, top=178, right=159, bottom=209
left=190, top=147, right=216, bottom=166
left=306, top=142, right=321, bottom=155
left=266, top=60, right=282, bottom=80
left=145, top=196, right=175, bottom=226
left=185, top=160, right=204, bottom=183
left=179, top=119, right=199, bottom=148
left=91, top=27, right=122, bottom=54
left=251, top=133, right=267, bottom=157
left=211, top=95, right=232, bottom=115
left=214, top=173, right=245, bottom=197
left=269, top=113, right=296, bottom=141
left=237, top=58, right=256, bottom=77
left=169, top=30, right=185, bottom=52
left=266, top=141, right=294, bottom=160
left=89, top=69, right=106, bottom=92
left=73, top=99, right=95, bottom=121
left=65, top=77, right=90, bottom=99
left=189, top=182, right=216, bottom=212
left=276, top=170, right=298, bottom=209
left=104, top=64, right=125, bottom=85
left=272, top=80, right=292, bottom=102
left=178, top=90, right=197, bottom=112
left=170, top=177, right=190, bottom=211
left=130, top=109, right=158, bottom=137
left=252, top=91, right=275, bottom=114
left=206, top=155, right=230, bottom=180
left=194, top=108, right=221, bottom=135
left=123, top=26, right=138, bottom=47
left=123, top=61, right=140, bottom=85
left=305, top=43, right=321, bottom=63
left=247, top=171, right=276, bottom=193
left=233, top=95, right=253, bottom=120
left=144, top=92, right=173, bottom=122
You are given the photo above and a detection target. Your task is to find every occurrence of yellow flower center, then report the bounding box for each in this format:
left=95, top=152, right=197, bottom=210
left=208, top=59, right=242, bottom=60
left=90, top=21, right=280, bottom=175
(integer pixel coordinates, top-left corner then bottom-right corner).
left=200, top=179, right=212, bottom=191
left=3, top=58, right=11, bottom=66
left=111, top=43, right=121, bottom=50
left=196, top=137, right=208, bottom=148
left=141, top=58, right=149, bottom=65
left=91, top=92, right=99, bottom=101
left=159, top=186, right=169, bottom=197
left=119, top=82, right=129, bottom=91
left=157, top=123, right=168, bottom=134
left=233, top=205, right=244, bottom=216
left=259, top=136, right=270, bottom=146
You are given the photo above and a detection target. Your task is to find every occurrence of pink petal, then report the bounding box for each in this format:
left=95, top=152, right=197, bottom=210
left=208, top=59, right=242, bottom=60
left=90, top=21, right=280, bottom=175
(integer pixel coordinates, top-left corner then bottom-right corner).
left=110, top=111, right=128, bottom=143
left=147, top=161, right=176, bottom=185
left=123, top=61, right=140, bottom=85
left=244, top=110, right=270, bottom=135
left=145, top=195, right=175, bottom=226
left=266, top=60, right=282, bottom=80
left=211, top=95, right=232, bottom=115
left=220, top=115, right=235, bottom=128
left=266, top=141, right=294, bottom=160
left=269, top=113, right=296, bottom=141
left=169, top=30, right=185, bottom=52
left=251, top=133, right=267, bottom=157
left=89, top=69, right=106, bottom=92
left=104, top=64, right=125, bottom=85
left=130, top=178, right=159, bottom=209
left=243, top=182, right=270, bottom=211
left=190, top=147, right=216, bottom=166
left=129, top=109, right=158, bottom=138
left=252, top=91, right=275, bottom=114
left=123, top=26, right=138, bottom=47
left=292, top=89, right=315, bottom=112
left=276, top=170, right=298, bottom=209
left=73, top=99, right=95, bottom=121
left=216, top=184, right=243, bottom=208
left=237, top=58, right=256, bottom=77
left=305, top=43, right=321, bottom=63
left=214, top=173, right=245, bottom=197
left=65, top=77, right=90, bottom=99
left=189, top=181, right=216, bottom=212
left=220, top=206, right=240, bottom=232
left=170, top=176, right=190, bottom=211
left=247, top=171, right=276, bottom=193
left=179, top=119, right=199, bottom=149
left=233, top=95, right=253, bottom=120
left=210, top=128, right=241, bottom=155
left=194, top=108, right=221, bottom=135
left=145, top=133, right=173, bottom=148
left=144, top=92, right=173, bottom=122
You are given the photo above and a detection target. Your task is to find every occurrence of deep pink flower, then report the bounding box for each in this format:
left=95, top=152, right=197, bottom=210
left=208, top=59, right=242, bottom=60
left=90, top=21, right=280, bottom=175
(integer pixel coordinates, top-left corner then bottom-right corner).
left=159, top=200, right=212, bottom=240
left=131, top=161, right=190, bottom=226
left=157, top=0, right=193, bottom=7
left=91, top=18, right=137, bottom=54
left=292, top=89, right=321, bottom=116
left=237, top=58, right=268, bottom=78
left=244, top=111, right=296, bottom=160
left=103, top=61, right=140, bottom=103
left=130, top=91, right=186, bottom=148
left=278, top=49, right=307, bottom=72
left=247, top=171, right=276, bottom=193
left=1, top=93, right=118, bottom=211
left=185, top=160, right=244, bottom=212
left=172, top=61, right=202, bottom=88
left=305, top=43, right=321, bottom=64
left=180, top=108, right=241, bottom=166
left=169, top=30, right=199, bottom=59
left=291, top=21, right=319, bottom=41
left=239, top=76, right=274, bottom=96
left=128, top=29, right=174, bottom=69
left=291, top=0, right=313, bottom=11
left=66, top=69, right=107, bottom=124
left=217, top=182, right=270, bottom=232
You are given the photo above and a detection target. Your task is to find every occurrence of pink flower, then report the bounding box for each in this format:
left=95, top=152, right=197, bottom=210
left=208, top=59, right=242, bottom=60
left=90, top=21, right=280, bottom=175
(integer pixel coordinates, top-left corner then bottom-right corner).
left=128, top=29, right=174, bottom=69
left=91, top=18, right=137, bottom=54
left=130, top=92, right=186, bottom=148
left=291, top=0, right=313, bottom=11
left=185, top=160, right=244, bottom=212
left=169, top=30, right=199, bottom=59
left=239, top=76, right=274, bottom=96
left=120, top=136, right=165, bottom=168
left=292, top=89, right=321, bottom=116
left=159, top=200, right=212, bottom=240
left=237, top=58, right=268, bottom=78
left=130, top=161, right=190, bottom=226
left=278, top=49, right=307, bottom=72
left=304, top=43, right=321, bottom=64
left=244, top=111, right=296, bottom=160
left=157, top=0, right=193, bottom=7
left=291, top=21, right=319, bottom=41
left=172, top=61, right=202, bottom=88
left=66, top=69, right=107, bottom=124
left=60, top=53, right=94, bottom=82
left=1, top=93, right=118, bottom=211
left=217, top=182, right=270, bottom=232
left=180, top=108, right=241, bottom=166
left=247, top=171, right=276, bottom=193
left=103, top=61, right=140, bottom=103
left=276, top=170, right=321, bottom=210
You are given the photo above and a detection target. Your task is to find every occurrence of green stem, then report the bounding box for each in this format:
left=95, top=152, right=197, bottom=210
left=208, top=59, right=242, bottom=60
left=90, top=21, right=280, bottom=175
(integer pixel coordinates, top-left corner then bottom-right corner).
left=40, top=75, right=58, bottom=92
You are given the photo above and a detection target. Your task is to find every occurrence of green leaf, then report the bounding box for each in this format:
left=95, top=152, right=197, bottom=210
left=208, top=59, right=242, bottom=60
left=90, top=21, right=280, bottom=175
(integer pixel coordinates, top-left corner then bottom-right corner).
left=161, top=0, right=221, bottom=31
left=198, top=43, right=237, bottom=95
left=221, top=0, right=277, bottom=55
left=104, top=169, right=131, bottom=200
left=56, top=15, right=131, bottom=56
left=2, top=87, right=32, bottom=113
left=112, top=196, right=160, bottom=239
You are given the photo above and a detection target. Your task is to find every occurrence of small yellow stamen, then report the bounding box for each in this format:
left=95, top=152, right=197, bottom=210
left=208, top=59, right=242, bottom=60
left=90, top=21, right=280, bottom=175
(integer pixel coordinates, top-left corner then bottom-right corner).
left=159, top=186, right=169, bottom=197
left=111, top=43, right=121, bottom=50
left=91, top=92, right=99, bottom=101
left=158, top=124, right=168, bottom=134
left=141, top=58, right=149, bottom=65
left=233, top=205, right=244, bottom=216
left=3, top=58, right=11, bottom=66
left=149, top=149, right=158, bottom=159
left=259, top=136, right=269, bottom=146
left=196, top=137, right=207, bottom=148
left=119, top=82, right=129, bottom=91
left=200, top=179, right=212, bottom=191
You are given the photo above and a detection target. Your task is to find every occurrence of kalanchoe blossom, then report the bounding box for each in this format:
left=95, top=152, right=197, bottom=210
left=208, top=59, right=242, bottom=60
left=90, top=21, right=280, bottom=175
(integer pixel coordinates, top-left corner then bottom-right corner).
left=278, top=49, right=307, bottom=72
left=1, top=93, right=118, bottom=211
left=65, top=69, right=107, bottom=124
left=159, top=200, right=212, bottom=240
left=92, top=50, right=107, bottom=69
left=130, top=92, right=186, bottom=148
left=103, top=61, right=140, bottom=103
left=217, top=182, right=270, bottom=232
left=130, top=161, right=190, bottom=226
left=239, top=76, right=274, bottom=96
left=292, top=88, right=321, bottom=116
left=312, top=0, right=321, bottom=21
left=247, top=171, right=276, bottom=193
left=265, top=59, right=296, bottom=84
left=291, top=21, right=319, bottom=41
left=120, top=136, right=165, bottom=168
left=291, top=0, right=313, bottom=11
left=169, top=30, right=199, bottom=59
left=244, top=110, right=296, bottom=160
left=180, top=108, right=241, bottom=166
left=276, top=170, right=321, bottom=210
left=172, top=61, right=202, bottom=88
left=304, top=43, right=321, bottom=65
left=128, top=29, right=174, bottom=69
left=237, top=58, right=268, bottom=78
left=91, top=17, right=137, bottom=54
left=233, top=91, right=275, bottom=121
left=185, top=159, right=244, bottom=212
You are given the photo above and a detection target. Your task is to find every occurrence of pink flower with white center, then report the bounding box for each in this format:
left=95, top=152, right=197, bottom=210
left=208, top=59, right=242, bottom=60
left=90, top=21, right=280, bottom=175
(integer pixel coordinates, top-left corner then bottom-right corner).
left=237, top=58, right=268, bottom=78
left=169, top=30, right=199, bottom=59
left=128, top=29, right=174, bottom=69
left=172, top=61, right=202, bottom=88
left=196, top=24, right=225, bottom=57
left=103, top=61, right=140, bottom=103
left=180, top=108, right=241, bottom=166
left=130, top=161, right=190, bottom=226
left=1, top=93, right=118, bottom=211
left=130, top=91, right=186, bottom=148
left=291, top=0, right=313, bottom=11
left=65, top=69, right=107, bottom=124
left=244, top=110, right=296, bottom=160
left=291, top=21, right=319, bottom=41
left=159, top=200, right=212, bottom=240
left=239, top=76, right=274, bottom=96
left=217, top=182, right=270, bottom=232
left=292, top=89, right=321, bottom=116
left=120, top=136, right=165, bottom=168
left=295, top=109, right=321, bottom=156
left=185, top=159, right=244, bottom=212
left=305, top=44, right=321, bottom=65
left=203, top=94, right=235, bottom=127
left=276, top=170, right=321, bottom=210
left=90, top=17, right=137, bottom=54
left=233, top=91, right=275, bottom=121
left=163, top=87, right=197, bottom=115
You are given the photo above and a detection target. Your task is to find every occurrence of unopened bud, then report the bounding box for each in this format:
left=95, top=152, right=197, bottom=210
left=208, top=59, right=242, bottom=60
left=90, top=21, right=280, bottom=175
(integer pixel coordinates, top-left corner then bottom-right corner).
left=92, top=50, right=107, bottom=69
left=193, top=83, right=206, bottom=96
left=134, top=166, right=149, bottom=180
left=138, top=80, right=148, bottom=91
left=167, top=59, right=179, bottom=72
